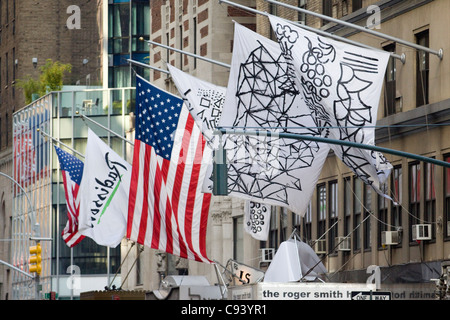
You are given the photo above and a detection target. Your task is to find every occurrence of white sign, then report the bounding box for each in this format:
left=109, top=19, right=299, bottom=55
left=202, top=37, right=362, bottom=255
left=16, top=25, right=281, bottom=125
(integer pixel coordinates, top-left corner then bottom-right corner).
left=351, top=291, right=392, bottom=300
left=252, top=282, right=376, bottom=300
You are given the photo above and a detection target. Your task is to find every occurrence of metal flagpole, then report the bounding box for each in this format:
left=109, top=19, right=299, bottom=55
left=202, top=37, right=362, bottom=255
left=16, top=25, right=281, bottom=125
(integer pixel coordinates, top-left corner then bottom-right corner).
left=75, top=112, right=135, bottom=146
left=265, top=0, right=443, bottom=60
left=127, top=59, right=170, bottom=74
left=214, top=128, right=450, bottom=169
left=218, top=0, right=405, bottom=63
left=139, top=37, right=231, bottom=69
left=37, top=129, right=85, bottom=159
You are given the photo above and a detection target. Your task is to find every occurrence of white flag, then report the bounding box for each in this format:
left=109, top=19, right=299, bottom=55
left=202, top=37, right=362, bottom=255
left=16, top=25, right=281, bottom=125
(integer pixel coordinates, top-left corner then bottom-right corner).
left=78, top=129, right=131, bottom=247
left=218, top=22, right=330, bottom=216
left=167, top=64, right=226, bottom=143
left=244, top=201, right=271, bottom=241
left=269, top=15, right=392, bottom=196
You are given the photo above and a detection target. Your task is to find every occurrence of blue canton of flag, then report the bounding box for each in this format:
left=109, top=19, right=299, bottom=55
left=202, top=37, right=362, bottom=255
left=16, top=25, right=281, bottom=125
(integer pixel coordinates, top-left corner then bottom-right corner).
left=136, top=78, right=183, bottom=160
left=54, top=146, right=83, bottom=185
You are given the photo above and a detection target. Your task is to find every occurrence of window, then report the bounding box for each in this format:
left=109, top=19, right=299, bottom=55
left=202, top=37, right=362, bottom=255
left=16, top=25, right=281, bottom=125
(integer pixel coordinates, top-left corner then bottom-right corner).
left=233, top=216, right=244, bottom=261
left=322, top=0, right=332, bottom=25
left=409, top=162, right=421, bottom=242
left=391, top=166, right=402, bottom=242
left=298, top=0, right=306, bottom=24
left=268, top=206, right=279, bottom=249
left=344, top=177, right=352, bottom=242
left=329, top=181, right=338, bottom=253
left=378, top=182, right=388, bottom=248
left=317, top=184, right=327, bottom=242
left=445, top=155, right=450, bottom=239
left=384, top=43, right=397, bottom=115
left=353, top=177, right=362, bottom=251
left=352, top=0, right=362, bottom=11
left=280, top=207, right=288, bottom=243
left=364, top=184, right=372, bottom=250
left=303, top=202, right=312, bottom=243
left=425, top=162, right=436, bottom=239
left=416, top=30, right=429, bottom=107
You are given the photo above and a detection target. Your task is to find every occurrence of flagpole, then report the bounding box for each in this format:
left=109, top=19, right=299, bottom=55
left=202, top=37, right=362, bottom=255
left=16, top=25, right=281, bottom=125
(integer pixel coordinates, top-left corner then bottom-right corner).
left=127, top=59, right=170, bottom=75
left=139, top=37, right=231, bottom=69
left=265, top=0, right=443, bottom=60
left=75, top=112, right=135, bottom=146
left=37, top=129, right=85, bottom=159
left=218, top=0, right=405, bottom=63
left=214, top=128, right=450, bottom=169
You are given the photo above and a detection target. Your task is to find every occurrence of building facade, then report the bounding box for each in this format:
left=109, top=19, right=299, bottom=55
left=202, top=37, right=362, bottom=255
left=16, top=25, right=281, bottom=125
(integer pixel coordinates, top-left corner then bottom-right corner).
left=119, top=0, right=259, bottom=292
left=253, top=0, right=450, bottom=298
left=1, top=0, right=150, bottom=299
left=123, top=0, right=450, bottom=299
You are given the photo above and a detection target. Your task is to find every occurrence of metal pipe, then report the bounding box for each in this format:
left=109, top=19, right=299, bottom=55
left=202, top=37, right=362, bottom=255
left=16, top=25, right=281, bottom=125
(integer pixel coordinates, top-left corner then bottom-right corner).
left=218, top=0, right=405, bottom=63
left=77, top=112, right=135, bottom=146
left=140, top=37, right=231, bottom=69
left=265, top=0, right=443, bottom=60
left=37, top=129, right=85, bottom=158
left=127, top=59, right=170, bottom=74
left=0, top=259, right=34, bottom=279
left=213, top=128, right=450, bottom=169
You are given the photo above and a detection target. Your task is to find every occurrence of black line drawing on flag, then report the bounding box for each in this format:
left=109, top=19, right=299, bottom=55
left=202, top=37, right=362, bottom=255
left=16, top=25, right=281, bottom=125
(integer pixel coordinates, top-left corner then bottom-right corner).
left=244, top=201, right=271, bottom=241
left=219, top=23, right=330, bottom=216
left=269, top=15, right=392, bottom=196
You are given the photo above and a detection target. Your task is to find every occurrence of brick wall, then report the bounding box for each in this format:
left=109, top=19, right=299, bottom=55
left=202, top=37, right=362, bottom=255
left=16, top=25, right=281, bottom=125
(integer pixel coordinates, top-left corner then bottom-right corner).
left=0, top=0, right=102, bottom=151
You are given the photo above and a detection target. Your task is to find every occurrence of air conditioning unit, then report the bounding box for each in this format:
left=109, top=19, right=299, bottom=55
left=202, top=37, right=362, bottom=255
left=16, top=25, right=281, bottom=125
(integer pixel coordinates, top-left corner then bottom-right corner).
left=314, top=240, right=327, bottom=254
left=382, top=231, right=400, bottom=245
left=335, top=237, right=351, bottom=251
left=412, top=224, right=432, bottom=241
left=260, top=248, right=275, bottom=263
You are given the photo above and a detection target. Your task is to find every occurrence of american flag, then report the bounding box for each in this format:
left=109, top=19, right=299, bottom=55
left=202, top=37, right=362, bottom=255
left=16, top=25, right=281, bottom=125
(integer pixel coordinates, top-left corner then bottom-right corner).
left=54, top=146, right=85, bottom=247
left=127, top=75, right=212, bottom=263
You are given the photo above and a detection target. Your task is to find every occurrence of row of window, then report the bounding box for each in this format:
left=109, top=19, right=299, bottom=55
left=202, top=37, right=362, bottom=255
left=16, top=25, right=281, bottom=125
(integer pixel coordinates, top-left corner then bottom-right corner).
left=257, top=155, right=450, bottom=255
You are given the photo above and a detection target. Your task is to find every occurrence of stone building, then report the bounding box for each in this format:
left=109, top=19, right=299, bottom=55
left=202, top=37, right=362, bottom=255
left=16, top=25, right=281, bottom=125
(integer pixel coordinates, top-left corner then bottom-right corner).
left=254, top=0, right=450, bottom=298
left=123, top=0, right=450, bottom=299
left=119, top=0, right=259, bottom=292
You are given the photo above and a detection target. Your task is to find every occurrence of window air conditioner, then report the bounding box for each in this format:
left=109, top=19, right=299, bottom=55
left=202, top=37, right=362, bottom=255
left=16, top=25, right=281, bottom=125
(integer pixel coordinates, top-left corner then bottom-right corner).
left=314, top=240, right=327, bottom=254
left=335, top=237, right=351, bottom=251
left=382, top=231, right=400, bottom=245
left=260, top=248, right=275, bottom=263
left=412, top=224, right=432, bottom=241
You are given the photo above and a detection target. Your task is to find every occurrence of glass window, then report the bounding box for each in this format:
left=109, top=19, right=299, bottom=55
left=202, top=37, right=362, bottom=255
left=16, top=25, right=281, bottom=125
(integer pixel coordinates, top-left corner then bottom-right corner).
left=416, top=30, right=429, bottom=107
left=268, top=206, right=278, bottom=249
left=317, top=184, right=327, bottom=241
left=409, top=162, right=421, bottom=242
left=353, top=177, right=362, bottom=251
left=344, top=177, right=351, bottom=239
left=364, top=184, right=372, bottom=250
left=425, top=162, right=436, bottom=239
left=328, top=181, right=338, bottom=253
left=391, top=166, right=402, bottom=245
left=384, top=43, right=397, bottom=115
left=378, top=182, right=388, bottom=248
left=445, top=155, right=450, bottom=239
left=233, top=216, right=244, bottom=262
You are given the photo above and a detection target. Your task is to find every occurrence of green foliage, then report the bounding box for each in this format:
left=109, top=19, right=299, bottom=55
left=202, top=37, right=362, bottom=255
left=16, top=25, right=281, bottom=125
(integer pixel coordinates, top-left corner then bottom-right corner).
left=15, top=76, right=42, bottom=105
left=15, top=59, right=72, bottom=104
